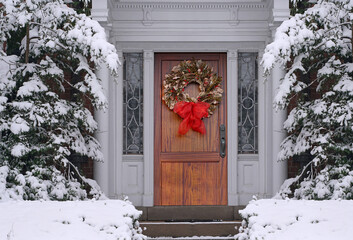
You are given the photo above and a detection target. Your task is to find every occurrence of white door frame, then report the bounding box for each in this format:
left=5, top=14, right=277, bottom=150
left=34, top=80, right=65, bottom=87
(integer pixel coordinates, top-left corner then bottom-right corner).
left=114, top=42, right=267, bottom=206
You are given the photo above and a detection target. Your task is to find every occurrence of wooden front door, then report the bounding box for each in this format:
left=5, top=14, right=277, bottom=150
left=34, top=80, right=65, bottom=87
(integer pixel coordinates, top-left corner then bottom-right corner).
left=154, top=53, right=227, bottom=206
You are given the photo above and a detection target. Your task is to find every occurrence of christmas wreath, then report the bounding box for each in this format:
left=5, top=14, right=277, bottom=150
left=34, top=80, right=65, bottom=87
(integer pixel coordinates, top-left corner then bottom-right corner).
left=163, top=59, right=223, bottom=135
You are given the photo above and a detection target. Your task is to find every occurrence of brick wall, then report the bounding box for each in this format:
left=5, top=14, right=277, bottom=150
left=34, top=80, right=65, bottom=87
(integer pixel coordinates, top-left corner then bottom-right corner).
left=70, top=154, right=94, bottom=179
left=286, top=71, right=318, bottom=178
left=63, top=71, right=95, bottom=179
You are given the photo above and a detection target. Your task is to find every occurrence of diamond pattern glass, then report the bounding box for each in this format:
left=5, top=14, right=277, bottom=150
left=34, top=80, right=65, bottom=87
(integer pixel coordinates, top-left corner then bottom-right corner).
left=238, top=52, right=258, bottom=154
left=123, top=53, right=143, bottom=154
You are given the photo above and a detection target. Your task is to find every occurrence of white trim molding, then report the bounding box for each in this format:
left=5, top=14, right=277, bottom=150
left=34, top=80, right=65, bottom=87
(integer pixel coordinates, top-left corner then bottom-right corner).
left=115, top=1, right=266, bottom=9
left=142, top=50, right=154, bottom=206
left=117, top=0, right=265, bottom=2
left=227, top=50, right=239, bottom=206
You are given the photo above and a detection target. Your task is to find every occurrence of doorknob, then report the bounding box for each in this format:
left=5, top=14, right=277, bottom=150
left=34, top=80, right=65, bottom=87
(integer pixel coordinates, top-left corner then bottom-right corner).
left=220, top=124, right=226, bottom=158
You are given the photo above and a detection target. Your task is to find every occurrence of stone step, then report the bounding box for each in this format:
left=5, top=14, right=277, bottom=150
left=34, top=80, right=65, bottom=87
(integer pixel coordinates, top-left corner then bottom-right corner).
left=140, top=221, right=241, bottom=238
left=147, top=237, right=235, bottom=240
left=137, top=206, right=244, bottom=221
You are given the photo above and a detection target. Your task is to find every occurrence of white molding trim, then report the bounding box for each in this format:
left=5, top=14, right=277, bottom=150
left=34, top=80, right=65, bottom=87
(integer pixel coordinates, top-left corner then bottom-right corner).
left=142, top=50, right=154, bottom=206
left=116, top=2, right=266, bottom=9
left=227, top=50, right=239, bottom=206
left=116, top=42, right=266, bottom=52
left=117, top=0, right=264, bottom=2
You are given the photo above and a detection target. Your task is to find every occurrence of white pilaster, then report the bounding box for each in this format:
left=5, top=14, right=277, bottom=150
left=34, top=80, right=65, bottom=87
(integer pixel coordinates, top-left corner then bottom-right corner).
left=142, top=50, right=154, bottom=206
left=94, top=64, right=111, bottom=195
left=271, top=63, right=287, bottom=195
left=227, top=50, right=239, bottom=206
left=115, top=51, right=124, bottom=198
left=258, top=49, right=267, bottom=198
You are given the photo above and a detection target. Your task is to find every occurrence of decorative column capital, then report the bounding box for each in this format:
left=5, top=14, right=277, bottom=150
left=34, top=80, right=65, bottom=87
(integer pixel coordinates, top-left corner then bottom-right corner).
left=271, top=0, right=290, bottom=23
left=143, top=50, right=154, bottom=61
left=227, top=50, right=237, bottom=61
left=91, top=0, right=114, bottom=23
left=258, top=49, right=264, bottom=60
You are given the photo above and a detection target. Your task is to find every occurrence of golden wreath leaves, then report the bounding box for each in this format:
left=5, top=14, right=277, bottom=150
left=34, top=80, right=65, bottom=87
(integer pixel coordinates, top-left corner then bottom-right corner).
left=162, top=59, right=223, bottom=116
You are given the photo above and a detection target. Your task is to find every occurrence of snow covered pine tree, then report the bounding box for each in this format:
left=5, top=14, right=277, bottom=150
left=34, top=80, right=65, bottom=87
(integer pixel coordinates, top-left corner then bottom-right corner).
left=263, top=0, right=353, bottom=200
left=0, top=0, right=119, bottom=200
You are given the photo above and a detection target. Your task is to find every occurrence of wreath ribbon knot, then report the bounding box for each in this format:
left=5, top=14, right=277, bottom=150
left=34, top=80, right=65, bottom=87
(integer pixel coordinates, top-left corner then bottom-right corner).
left=173, top=101, right=210, bottom=135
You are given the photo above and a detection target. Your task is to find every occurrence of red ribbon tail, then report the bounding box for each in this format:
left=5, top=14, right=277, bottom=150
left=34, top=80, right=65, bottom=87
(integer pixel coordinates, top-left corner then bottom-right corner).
left=178, top=115, right=191, bottom=135
left=189, top=116, right=205, bottom=134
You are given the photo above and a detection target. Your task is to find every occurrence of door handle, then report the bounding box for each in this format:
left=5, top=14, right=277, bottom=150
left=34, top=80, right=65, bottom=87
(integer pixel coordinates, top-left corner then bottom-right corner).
left=220, top=124, right=226, bottom=158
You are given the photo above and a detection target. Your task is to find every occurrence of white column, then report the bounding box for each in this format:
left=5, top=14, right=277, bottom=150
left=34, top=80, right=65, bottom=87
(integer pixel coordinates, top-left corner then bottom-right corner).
left=142, top=50, right=154, bottom=206
left=271, top=63, right=287, bottom=195
left=270, top=0, right=289, bottom=196
left=91, top=0, right=116, bottom=198
left=94, top=64, right=111, bottom=195
left=227, top=50, right=239, bottom=205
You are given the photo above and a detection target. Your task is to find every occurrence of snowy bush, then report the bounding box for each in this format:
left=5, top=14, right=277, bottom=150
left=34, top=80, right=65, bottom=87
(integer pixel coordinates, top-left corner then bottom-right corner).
left=277, top=164, right=353, bottom=200
left=263, top=0, right=353, bottom=199
left=0, top=165, right=105, bottom=201
left=235, top=199, right=353, bottom=240
left=0, top=0, right=119, bottom=200
left=0, top=200, right=146, bottom=240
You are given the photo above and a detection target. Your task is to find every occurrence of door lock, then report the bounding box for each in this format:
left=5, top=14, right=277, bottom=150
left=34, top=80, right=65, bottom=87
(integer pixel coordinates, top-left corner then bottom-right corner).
left=220, top=124, right=226, bottom=158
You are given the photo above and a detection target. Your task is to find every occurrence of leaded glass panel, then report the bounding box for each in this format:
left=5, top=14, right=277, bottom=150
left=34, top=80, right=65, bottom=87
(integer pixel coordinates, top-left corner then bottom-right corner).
left=238, top=52, right=258, bottom=154
left=123, top=53, right=143, bottom=154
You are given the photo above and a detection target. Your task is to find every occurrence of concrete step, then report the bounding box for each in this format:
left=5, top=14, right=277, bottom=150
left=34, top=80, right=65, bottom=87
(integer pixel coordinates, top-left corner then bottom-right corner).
left=137, top=206, right=244, bottom=221
left=140, top=221, right=241, bottom=238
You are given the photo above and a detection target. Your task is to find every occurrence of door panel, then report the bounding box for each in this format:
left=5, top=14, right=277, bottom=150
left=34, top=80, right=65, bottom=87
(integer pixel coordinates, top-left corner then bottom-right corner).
left=154, top=53, right=227, bottom=205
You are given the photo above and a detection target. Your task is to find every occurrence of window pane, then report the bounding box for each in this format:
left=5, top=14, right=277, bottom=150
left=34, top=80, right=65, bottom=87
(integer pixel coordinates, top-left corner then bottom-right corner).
left=123, top=53, right=143, bottom=155
left=238, top=52, right=258, bottom=154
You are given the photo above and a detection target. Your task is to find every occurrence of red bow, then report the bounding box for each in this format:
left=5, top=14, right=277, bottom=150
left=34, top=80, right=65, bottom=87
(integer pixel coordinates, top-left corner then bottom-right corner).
left=173, top=101, right=210, bottom=135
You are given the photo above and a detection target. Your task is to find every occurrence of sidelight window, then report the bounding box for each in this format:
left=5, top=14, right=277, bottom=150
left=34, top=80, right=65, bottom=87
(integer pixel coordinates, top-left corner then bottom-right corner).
left=238, top=52, right=258, bottom=154
left=123, top=53, right=143, bottom=155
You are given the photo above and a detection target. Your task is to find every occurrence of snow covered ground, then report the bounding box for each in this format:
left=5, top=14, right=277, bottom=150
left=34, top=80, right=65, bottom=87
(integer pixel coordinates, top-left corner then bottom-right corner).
left=235, top=199, right=353, bottom=240
left=0, top=200, right=146, bottom=240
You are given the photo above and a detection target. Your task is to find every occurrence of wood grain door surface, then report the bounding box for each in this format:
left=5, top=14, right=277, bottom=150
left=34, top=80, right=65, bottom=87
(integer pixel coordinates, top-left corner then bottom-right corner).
left=154, top=53, right=227, bottom=206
